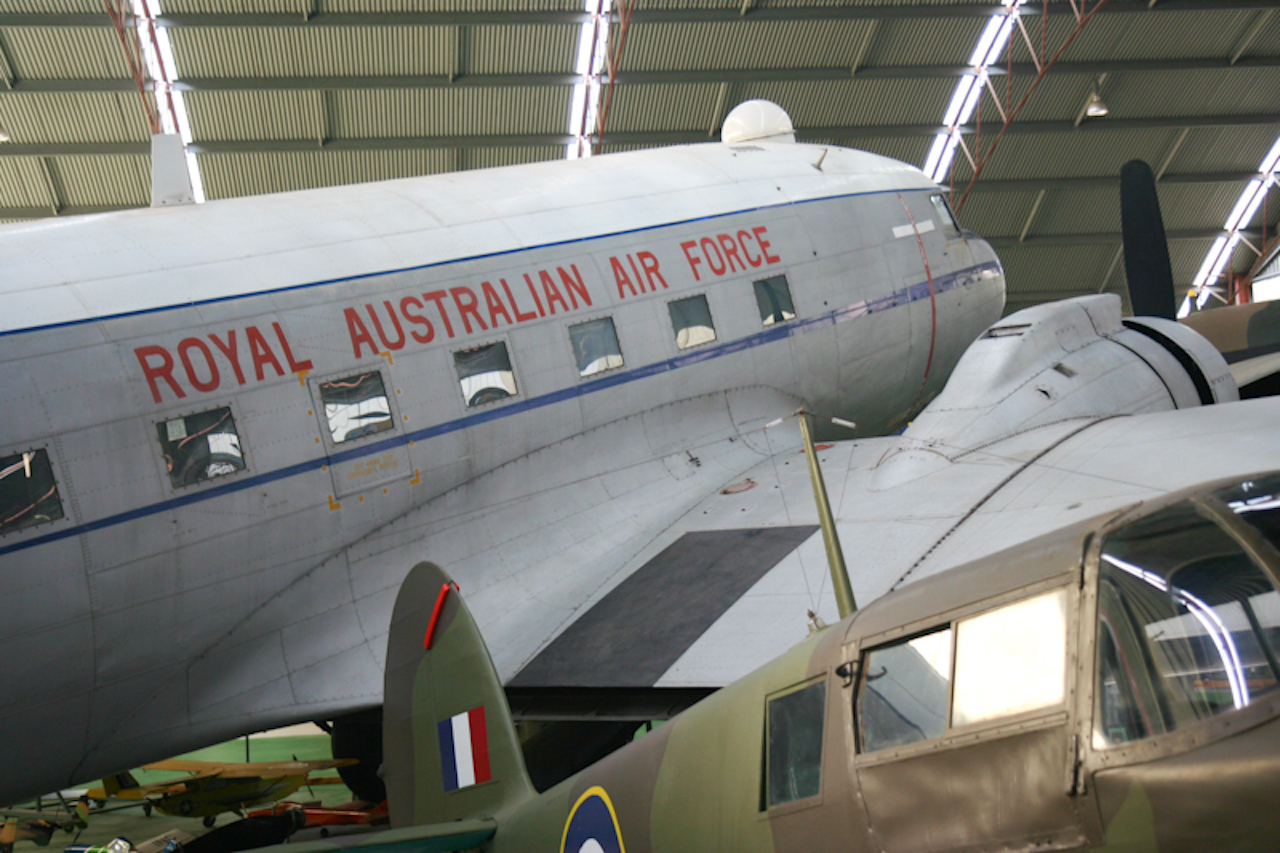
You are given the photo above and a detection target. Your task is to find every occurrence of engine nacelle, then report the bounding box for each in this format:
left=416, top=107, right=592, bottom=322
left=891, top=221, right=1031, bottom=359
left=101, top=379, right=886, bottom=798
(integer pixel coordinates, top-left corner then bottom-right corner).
left=1121, top=316, right=1238, bottom=406
left=870, top=296, right=1238, bottom=490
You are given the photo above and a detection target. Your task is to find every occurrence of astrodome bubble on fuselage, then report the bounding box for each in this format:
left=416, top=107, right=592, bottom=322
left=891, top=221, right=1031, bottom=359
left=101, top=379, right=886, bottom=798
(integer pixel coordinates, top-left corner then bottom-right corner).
left=721, top=100, right=796, bottom=144
left=719, top=100, right=936, bottom=188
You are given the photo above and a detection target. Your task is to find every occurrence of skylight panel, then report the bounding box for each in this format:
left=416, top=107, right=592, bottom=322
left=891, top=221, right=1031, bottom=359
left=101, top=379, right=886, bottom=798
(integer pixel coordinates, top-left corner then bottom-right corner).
left=1182, top=133, right=1280, bottom=316
left=922, top=1, right=1025, bottom=183
left=130, top=0, right=205, bottom=203
left=566, top=0, right=612, bottom=159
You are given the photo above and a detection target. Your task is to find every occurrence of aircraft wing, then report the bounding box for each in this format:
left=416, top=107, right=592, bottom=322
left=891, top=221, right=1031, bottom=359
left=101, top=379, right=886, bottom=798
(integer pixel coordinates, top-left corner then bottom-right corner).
left=90, top=295, right=1277, bottom=768
left=141, top=759, right=229, bottom=775
left=184, top=386, right=844, bottom=730
left=142, top=758, right=353, bottom=779
left=210, top=759, right=355, bottom=779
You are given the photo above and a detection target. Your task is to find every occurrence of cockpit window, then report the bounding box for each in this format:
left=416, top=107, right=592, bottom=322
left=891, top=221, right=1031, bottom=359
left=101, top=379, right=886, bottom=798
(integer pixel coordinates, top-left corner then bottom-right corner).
left=929, top=194, right=962, bottom=240
left=1218, top=474, right=1280, bottom=551
left=157, top=407, right=246, bottom=488
left=0, top=449, right=64, bottom=534
left=319, top=371, right=394, bottom=444
left=953, top=589, right=1068, bottom=726
left=1095, top=484, right=1280, bottom=748
left=766, top=680, right=826, bottom=807
left=859, top=589, right=1069, bottom=754
left=859, top=628, right=951, bottom=753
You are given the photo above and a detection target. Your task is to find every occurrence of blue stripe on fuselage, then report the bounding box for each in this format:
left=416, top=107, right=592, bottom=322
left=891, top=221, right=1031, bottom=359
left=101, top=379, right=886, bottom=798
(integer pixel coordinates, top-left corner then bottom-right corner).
left=0, top=260, right=1001, bottom=557
left=5, top=185, right=932, bottom=338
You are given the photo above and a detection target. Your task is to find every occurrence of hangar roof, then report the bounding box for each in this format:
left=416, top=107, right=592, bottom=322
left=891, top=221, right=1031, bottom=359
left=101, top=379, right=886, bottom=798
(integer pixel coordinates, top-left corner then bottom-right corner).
left=1, top=0, right=1279, bottom=314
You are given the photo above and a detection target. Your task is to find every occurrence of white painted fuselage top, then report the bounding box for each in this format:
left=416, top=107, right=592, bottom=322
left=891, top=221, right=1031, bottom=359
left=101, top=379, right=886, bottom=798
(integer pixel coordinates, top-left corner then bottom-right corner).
left=3, top=141, right=937, bottom=333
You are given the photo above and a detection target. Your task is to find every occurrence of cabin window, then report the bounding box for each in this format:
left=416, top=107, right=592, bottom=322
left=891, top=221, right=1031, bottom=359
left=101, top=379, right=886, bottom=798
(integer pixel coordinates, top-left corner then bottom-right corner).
left=668, top=295, right=717, bottom=349
left=930, top=194, right=962, bottom=240
left=455, top=342, right=518, bottom=407
left=859, top=628, right=951, bottom=753
left=1094, top=480, right=1280, bottom=748
left=952, top=589, right=1068, bottom=726
left=859, top=589, right=1068, bottom=753
left=319, top=371, right=394, bottom=444
left=0, top=449, right=64, bottom=534
left=753, top=275, right=796, bottom=327
left=766, top=681, right=825, bottom=807
left=570, top=317, right=624, bottom=377
left=157, top=407, right=245, bottom=488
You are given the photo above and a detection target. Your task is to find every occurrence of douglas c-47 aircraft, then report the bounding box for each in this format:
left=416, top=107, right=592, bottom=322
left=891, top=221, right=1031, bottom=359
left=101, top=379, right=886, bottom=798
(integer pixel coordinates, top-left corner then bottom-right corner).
left=0, top=101, right=1006, bottom=802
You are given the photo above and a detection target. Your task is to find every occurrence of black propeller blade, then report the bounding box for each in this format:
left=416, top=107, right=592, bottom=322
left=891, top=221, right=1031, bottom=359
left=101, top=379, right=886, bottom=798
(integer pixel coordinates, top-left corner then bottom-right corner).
left=1120, top=159, right=1177, bottom=319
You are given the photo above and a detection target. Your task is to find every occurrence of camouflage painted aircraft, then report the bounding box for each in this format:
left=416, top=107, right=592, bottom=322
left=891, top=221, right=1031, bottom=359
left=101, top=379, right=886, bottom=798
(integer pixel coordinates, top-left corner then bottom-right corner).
left=307, top=498, right=1280, bottom=853
left=249, top=282, right=1280, bottom=852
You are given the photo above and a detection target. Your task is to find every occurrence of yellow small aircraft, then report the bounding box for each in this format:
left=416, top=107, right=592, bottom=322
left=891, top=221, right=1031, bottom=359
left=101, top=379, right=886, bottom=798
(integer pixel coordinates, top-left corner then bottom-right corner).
left=87, top=759, right=355, bottom=826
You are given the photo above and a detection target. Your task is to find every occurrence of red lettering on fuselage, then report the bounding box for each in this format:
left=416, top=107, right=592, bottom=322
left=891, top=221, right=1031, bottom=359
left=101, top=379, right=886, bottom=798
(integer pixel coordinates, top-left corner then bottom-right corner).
left=367, top=302, right=406, bottom=351
left=273, top=323, right=313, bottom=373
left=540, top=271, right=570, bottom=315
left=559, top=265, right=592, bottom=310
left=345, top=308, right=378, bottom=359
left=637, top=252, right=668, bottom=291
left=611, top=256, right=638, bottom=297
left=480, top=281, right=514, bottom=328
left=451, top=286, right=488, bottom=335
left=177, top=337, right=220, bottom=393
left=208, top=331, right=246, bottom=384
left=422, top=291, right=455, bottom=338
left=135, top=259, right=602, bottom=404
left=135, top=323, right=313, bottom=403
left=611, top=252, right=670, bottom=298
left=400, top=296, right=435, bottom=344
left=502, top=279, right=539, bottom=322
left=136, top=345, right=186, bottom=403
left=245, top=326, right=285, bottom=381
left=681, top=225, right=782, bottom=280
left=522, top=274, right=546, bottom=317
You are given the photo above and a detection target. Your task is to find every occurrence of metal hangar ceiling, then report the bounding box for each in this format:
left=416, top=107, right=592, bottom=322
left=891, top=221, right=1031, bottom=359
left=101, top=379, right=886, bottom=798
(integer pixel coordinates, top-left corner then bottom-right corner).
left=1, top=0, right=1279, bottom=314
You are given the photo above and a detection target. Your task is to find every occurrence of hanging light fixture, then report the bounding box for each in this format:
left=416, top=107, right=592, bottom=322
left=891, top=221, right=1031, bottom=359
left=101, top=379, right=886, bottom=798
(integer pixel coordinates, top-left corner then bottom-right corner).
left=1085, top=89, right=1109, bottom=118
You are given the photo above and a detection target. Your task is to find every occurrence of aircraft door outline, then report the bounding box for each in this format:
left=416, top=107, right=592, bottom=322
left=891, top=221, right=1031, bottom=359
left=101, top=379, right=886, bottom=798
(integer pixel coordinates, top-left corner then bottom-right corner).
left=306, top=366, right=412, bottom=498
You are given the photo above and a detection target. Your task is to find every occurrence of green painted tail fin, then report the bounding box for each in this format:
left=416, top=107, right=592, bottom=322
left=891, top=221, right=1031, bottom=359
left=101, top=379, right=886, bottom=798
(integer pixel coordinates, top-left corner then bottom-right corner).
left=383, top=562, right=535, bottom=828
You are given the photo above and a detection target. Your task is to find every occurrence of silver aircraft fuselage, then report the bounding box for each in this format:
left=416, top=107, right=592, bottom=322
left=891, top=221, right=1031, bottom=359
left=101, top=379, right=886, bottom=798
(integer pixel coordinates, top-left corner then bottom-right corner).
left=0, top=138, right=1004, bottom=801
